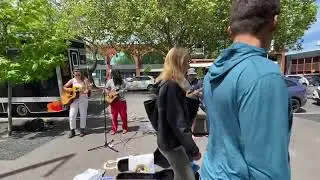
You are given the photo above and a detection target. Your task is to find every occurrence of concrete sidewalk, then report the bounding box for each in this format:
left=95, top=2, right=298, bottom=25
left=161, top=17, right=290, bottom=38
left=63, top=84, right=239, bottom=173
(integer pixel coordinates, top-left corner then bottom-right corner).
left=0, top=122, right=207, bottom=180
left=0, top=91, right=320, bottom=180
left=0, top=124, right=157, bottom=179
left=0, top=117, right=319, bottom=180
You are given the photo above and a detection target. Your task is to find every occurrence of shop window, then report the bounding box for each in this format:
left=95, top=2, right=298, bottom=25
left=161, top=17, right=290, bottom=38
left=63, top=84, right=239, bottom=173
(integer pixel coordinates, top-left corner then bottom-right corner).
left=291, top=59, right=297, bottom=64
left=305, top=58, right=312, bottom=63
left=313, top=56, right=320, bottom=63
left=297, top=59, right=304, bottom=64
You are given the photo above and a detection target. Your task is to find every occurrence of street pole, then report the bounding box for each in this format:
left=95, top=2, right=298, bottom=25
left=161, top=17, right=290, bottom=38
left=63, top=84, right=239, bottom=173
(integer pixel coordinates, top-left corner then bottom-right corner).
left=7, top=82, right=12, bottom=136
left=6, top=48, right=19, bottom=136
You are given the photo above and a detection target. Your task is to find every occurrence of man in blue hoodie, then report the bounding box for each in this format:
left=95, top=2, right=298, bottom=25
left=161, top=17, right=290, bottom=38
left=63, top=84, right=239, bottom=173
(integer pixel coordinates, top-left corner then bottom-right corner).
left=200, top=0, right=292, bottom=180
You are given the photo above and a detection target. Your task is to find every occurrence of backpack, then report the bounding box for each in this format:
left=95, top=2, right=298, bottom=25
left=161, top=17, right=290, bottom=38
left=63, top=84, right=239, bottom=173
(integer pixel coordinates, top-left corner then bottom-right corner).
left=143, top=81, right=201, bottom=131
left=143, top=81, right=167, bottom=131
left=24, top=118, right=45, bottom=132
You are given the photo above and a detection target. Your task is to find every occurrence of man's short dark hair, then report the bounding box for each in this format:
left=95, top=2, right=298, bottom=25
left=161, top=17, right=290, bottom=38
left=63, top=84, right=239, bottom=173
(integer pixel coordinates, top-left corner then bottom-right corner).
left=230, top=0, right=280, bottom=35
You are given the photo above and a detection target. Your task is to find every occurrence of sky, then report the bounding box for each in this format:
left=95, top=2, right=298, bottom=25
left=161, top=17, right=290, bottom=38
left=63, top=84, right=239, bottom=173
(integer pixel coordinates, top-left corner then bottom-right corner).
left=297, top=0, right=320, bottom=51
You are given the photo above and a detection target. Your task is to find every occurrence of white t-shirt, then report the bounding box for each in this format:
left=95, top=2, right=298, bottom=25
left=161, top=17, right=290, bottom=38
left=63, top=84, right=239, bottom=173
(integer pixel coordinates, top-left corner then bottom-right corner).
left=105, top=79, right=127, bottom=101
left=68, top=78, right=89, bottom=97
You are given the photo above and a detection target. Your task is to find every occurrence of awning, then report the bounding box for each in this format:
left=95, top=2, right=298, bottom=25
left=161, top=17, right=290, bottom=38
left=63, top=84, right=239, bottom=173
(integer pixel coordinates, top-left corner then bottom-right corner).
left=190, top=63, right=212, bottom=67
left=140, top=68, right=163, bottom=72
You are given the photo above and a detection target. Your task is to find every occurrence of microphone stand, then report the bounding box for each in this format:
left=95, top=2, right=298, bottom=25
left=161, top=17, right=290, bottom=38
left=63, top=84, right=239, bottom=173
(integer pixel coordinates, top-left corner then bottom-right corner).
left=88, top=90, right=118, bottom=152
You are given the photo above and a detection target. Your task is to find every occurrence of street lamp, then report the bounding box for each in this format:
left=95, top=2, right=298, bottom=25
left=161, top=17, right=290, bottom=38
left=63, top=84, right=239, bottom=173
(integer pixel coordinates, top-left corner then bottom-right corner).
left=165, top=17, right=169, bottom=23
left=164, top=17, right=172, bottom=49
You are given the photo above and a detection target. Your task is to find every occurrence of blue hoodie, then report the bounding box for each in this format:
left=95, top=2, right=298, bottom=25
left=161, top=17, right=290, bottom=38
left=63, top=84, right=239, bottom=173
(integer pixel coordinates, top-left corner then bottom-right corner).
left=200, top=43, right=292, bottom=180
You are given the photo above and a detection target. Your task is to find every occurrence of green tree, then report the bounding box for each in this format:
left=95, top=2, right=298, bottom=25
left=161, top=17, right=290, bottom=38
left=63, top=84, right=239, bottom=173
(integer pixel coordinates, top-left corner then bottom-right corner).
left=143, top=65, right=152, bottom=75
left=59, top=0, right=121, bottom=86
left=274, top=0, right=318, bottom=51
left=115, top=0, right=317, bottom=56
left=0, top=0, right=77, bottom=135
left=196, top=67, right=204, bottom=78
left=142, top=52, right=165, bottom=64
left=113, top=52, right=135, bottom=65
left=115, top=0, right=231, bottom=56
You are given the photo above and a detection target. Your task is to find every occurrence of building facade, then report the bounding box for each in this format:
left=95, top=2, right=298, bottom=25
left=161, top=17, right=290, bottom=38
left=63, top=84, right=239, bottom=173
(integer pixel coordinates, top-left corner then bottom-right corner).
left=84, top=44, right=214, bottom=87
left=285, top=49, right=320, bottom=75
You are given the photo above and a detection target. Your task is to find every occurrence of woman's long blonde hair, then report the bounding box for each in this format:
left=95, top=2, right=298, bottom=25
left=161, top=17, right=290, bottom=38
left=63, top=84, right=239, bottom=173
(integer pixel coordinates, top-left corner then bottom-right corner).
left=156, top=47, right=190, bottom=89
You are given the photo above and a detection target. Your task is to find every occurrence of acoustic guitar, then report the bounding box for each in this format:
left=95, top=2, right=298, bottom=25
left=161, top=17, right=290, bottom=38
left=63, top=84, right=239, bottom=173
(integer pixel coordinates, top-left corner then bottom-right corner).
left=186, top=87, right=204, bottom=98
left=61, top=86, right=81, bottom=105
left=106, top=91, right=119, bottom=104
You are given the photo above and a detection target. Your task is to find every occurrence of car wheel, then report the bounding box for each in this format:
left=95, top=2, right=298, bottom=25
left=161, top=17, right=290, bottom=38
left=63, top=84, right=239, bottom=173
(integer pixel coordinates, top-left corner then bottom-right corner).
left=15, top=104, right=30, bottom=117
left=291, top=98, right=301, bottom=113
left=147, top=85, right=154, bottom=91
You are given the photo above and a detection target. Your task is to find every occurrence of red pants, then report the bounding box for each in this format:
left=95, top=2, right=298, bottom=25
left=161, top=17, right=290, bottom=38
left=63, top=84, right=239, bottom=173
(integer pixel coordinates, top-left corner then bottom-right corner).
left=110, top=100, right=128, bottom=132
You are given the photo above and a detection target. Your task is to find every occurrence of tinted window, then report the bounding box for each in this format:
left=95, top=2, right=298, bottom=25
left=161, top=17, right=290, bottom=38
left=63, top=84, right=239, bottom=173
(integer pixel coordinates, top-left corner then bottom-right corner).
left=133, top=77, right=142, bottom=81
left=0, top=83, right=7, bottom=98
left=288, top=76, right=301, bottom=80
left=0, top=70, right=60, bottom=98
left=285, top=80, right=296, bottom=87
left=140, top=77, right=151, bottom=81
left=304, top=76, right=312, bottom=80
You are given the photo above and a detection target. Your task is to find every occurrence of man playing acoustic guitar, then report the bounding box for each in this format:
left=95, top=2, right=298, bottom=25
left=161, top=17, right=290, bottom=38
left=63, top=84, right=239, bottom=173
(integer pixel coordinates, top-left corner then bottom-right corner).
left=104, top=70, right=128, bottom=135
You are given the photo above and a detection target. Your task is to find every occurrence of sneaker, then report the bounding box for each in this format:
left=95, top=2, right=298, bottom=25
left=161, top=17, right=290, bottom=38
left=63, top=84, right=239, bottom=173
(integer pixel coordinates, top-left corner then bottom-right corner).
left=122, top=130, right=128, bottom=134
left=111, top=131, right=116, bottom=135
left=80, top=129, right=86, bottom=137
left=68, top=129, right=75, bottom=138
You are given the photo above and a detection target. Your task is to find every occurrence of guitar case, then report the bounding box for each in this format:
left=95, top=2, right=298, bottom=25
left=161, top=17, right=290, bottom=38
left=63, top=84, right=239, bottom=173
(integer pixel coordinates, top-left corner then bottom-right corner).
left=113, top=149, right=200, bottom=180
left=116, top=169, right=200, bottom=180
left=116, top=169, right=174, bottom=180
left=116, top=148, right=170, bottom=172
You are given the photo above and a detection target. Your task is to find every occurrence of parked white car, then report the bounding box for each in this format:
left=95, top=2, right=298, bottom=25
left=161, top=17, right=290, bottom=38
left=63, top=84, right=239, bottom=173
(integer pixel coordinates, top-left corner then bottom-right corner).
left=286, top=74, right=310, bottom=87
left=312, top=86, right=320, bottom=103
left=125, top=76, right=155, bottom=91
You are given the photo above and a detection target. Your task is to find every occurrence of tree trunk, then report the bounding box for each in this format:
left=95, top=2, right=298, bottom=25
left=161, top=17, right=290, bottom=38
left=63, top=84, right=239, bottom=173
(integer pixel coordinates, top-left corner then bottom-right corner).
left=7, top=83, right=13, bottom=136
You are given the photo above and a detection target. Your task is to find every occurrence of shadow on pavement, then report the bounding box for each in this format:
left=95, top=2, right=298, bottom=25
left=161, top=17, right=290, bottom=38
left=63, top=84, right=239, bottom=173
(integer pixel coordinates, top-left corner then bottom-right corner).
left=0, top=153, right=76, bottom=179
left=295, top=108, right=307, bottom=113
left=0, top=114, right=114, bottom=160
left=312, top=102, right=320, bottom=106
left=87, top=118, right=140, bottom=135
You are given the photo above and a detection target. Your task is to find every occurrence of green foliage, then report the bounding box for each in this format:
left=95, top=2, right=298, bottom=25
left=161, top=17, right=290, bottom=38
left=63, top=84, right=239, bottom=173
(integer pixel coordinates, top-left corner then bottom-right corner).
left=196, top=68, right=204, bottom=78
left=143, top=65, right=152, bottom=75
left=114, top=0, right=231, bottom=55
left=114, top=0, right=317, bottom=54
left=274, top=0, right=318, bottom=51
left=0, top=0, right=77, bottom=83
left=141, top=52, right=165, bottom=64
left=111, top=52, right=135, bottom=65
left=60, top=0, right=119, bottom=45
left=62, top=0, right=317, bottom=57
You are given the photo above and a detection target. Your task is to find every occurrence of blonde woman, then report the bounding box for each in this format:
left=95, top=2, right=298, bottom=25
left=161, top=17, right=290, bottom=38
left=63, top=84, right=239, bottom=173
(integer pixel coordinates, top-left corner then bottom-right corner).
left=64, top=68, right=91, bottom=138
left=155, top=47, right=201, bottom=180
